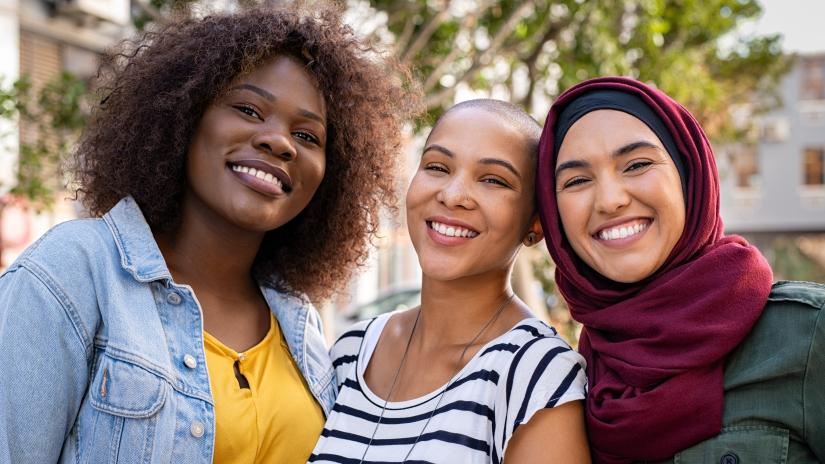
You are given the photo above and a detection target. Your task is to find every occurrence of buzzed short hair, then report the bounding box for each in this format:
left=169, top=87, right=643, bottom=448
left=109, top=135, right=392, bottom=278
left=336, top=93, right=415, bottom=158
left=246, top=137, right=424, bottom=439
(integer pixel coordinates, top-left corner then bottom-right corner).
left=434, top=99, right=542, bottom=160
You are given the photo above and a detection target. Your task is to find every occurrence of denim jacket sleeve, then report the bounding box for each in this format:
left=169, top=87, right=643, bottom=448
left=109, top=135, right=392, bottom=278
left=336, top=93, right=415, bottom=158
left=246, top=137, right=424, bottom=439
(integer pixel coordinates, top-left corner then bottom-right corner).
left=0, top=261, right=94, bottom=463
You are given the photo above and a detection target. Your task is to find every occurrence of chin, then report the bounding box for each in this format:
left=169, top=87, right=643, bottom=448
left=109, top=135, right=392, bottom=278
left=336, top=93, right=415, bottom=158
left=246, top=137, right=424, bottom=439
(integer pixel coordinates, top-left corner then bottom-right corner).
left=418, top=261, right=467, bottom=282
left=594, top=262, right=659, bottom=284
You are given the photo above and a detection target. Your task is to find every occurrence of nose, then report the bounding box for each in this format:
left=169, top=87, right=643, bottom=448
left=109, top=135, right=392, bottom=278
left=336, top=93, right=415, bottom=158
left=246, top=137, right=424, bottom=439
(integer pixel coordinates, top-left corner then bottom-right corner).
left=436, top=175, right=475, bottom=209
left=252, top=123, right=297, bottom=161
left=594, top=175, right=631, bottom=214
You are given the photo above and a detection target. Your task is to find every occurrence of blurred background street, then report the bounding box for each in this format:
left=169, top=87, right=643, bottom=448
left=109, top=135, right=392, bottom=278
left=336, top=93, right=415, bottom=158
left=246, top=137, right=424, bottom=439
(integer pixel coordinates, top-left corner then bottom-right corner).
left=1, top=0, right=824, bottom=345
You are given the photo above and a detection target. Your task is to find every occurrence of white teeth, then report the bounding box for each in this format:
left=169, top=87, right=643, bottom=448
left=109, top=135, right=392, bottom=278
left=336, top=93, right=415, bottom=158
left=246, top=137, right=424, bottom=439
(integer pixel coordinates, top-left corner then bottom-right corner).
left=231, top=164, right=283, bottom=188
left=598, top=222, right=648, bottom=241
left=429, top=221, right=478, bottom=238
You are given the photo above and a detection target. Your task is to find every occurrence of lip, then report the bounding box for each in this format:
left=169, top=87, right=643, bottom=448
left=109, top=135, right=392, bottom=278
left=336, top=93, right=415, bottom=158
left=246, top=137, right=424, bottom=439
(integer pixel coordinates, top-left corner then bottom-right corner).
left=227, top=159, right=293, bottom=197
left=592, top=217, right=652, bottom=248
left=425, top=215, right=479, bottom=246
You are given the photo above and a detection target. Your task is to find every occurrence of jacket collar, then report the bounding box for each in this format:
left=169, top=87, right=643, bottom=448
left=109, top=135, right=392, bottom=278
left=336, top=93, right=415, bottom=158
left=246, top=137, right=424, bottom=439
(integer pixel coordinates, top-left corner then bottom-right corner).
left=103, top=196, right=173, bottom=283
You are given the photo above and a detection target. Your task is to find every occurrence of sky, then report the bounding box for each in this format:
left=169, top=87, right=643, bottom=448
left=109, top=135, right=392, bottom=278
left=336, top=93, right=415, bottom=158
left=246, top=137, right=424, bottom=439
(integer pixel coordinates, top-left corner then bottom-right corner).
left=753, top=0, right=825, bottom=53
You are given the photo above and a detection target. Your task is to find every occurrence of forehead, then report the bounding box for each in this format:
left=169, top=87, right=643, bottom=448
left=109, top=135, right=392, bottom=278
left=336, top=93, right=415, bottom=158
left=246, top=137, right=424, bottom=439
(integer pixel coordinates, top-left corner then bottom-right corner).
left=556, top=109, right=663, bottom=161
left=428, top=108, right=531, bottom=165
left=233, top=55, right=326, bottom=115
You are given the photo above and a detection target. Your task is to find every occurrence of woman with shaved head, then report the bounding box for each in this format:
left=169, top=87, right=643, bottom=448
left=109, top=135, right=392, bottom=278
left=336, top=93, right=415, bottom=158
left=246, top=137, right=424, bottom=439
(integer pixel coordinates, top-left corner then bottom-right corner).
left=311, top=99, right=590, bottom=464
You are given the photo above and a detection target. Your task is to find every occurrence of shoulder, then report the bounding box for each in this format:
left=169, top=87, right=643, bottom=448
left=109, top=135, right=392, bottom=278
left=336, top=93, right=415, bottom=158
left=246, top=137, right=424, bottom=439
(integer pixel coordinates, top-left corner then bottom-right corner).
left=503, top=319, right=583, bottom=364
left=492, top=319, right=587, bottom=454
left=737, top=281, right=824, bottom=347
left=497, top=319, right=586, bottom=401
left=335, top=318, right=374, bottom=343
left=10, top=218, right=114, bottom=271
left=3, top=217, right=118, bottom=298
left=330, top=318, right=375, bottom=371
left=728, top=280, right=824, bottom=384
left=766, top=280, right=825, bottom=310
left=753, top=280, right=825, bottom=341
left=0, top=218, right=114, bottom=355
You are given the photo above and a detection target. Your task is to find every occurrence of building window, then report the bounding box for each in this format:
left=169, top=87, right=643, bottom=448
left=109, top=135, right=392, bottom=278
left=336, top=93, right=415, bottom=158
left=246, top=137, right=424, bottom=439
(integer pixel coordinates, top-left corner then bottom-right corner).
left=732, top=147, right=760, bottom=189
left=801, top=58, right=825, bottom=101
left=803, top=147, right=825, bottom=186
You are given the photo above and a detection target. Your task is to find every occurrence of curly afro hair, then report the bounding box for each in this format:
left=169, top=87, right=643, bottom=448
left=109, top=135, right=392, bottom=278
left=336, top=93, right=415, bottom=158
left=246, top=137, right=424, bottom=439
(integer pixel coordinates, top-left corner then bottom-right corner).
left=72, top=3, right=421, bottom=301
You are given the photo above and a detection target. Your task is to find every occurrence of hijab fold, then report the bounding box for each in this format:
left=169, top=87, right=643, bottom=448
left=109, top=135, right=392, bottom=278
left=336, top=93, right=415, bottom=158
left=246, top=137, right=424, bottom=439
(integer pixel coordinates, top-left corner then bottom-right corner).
left=537, top=77, right=773, bottom=463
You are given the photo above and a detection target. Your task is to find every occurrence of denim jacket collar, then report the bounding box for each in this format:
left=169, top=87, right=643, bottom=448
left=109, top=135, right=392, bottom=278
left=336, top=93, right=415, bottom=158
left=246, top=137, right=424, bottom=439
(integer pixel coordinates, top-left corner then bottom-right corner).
left=103, top=196, right=173, bottom=283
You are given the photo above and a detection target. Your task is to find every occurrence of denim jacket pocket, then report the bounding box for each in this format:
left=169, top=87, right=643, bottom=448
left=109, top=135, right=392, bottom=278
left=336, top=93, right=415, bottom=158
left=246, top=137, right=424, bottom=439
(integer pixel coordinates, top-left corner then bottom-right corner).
left=674, top=425, right=789, bottom=464
left=84, top=353, right=169, bottom=464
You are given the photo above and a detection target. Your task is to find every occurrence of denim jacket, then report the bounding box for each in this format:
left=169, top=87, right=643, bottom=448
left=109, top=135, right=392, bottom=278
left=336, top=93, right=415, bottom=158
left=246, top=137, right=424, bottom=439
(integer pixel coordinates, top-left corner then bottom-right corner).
left=0, top=197, right=336, bottom=463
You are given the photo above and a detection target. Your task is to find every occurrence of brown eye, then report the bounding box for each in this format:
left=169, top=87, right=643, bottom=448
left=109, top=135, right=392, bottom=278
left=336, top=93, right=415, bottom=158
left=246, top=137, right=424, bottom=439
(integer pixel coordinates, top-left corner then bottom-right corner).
left=234, top=104, right=261, bottom=120
left=563, top=177, right=589, bottom=189
left=625, top=161, right=653, bottom=172
left=424, top=164, right=448, bottom=173
left=293, top=131, right=320, bottom=145
left=481, top=177, right=508, bottom=187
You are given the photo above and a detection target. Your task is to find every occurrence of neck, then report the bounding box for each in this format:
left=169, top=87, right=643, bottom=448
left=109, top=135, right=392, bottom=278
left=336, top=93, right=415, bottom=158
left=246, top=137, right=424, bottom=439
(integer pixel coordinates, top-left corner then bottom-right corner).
left=155, top=193, right=265, bottom=290
left=416, top=269, right=515, bottom=347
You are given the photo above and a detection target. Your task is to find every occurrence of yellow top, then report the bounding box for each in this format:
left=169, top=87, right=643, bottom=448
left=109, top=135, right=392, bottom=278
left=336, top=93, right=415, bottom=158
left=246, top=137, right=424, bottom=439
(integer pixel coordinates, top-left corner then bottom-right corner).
left=204, top=313, right=325, bottom=464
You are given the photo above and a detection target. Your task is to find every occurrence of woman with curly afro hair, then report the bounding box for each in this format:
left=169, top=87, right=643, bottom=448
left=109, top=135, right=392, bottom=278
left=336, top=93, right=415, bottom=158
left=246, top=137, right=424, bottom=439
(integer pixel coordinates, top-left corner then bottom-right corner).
left=0, top=4, right=419, bottom=463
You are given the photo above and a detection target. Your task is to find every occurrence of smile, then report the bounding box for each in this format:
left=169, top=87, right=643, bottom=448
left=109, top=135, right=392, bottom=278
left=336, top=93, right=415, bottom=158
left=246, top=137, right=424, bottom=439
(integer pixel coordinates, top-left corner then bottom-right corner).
left=428, top=220, right=479, bottom=238
left=595, top=219, right=650, bottom=241
left=227, top=160, right=293, bottom=197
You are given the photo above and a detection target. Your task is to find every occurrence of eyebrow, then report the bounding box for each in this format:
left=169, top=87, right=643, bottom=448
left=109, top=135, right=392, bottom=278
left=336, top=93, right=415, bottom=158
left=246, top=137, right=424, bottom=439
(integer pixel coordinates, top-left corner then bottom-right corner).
left=423, top=144, right=522, bottom=179
left=229, top=84, right=275, bottom=101
left=228, top=84, right=326, bottom=126
left=554, top=140, right=664, bottom=178
left=480, top=158, right=522, bottom=179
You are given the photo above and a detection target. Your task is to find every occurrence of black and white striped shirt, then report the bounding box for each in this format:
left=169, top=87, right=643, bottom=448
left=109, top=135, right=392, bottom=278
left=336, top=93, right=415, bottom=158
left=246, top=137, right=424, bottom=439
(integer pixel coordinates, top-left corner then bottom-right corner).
left=309, top=314, right=587, bottom=464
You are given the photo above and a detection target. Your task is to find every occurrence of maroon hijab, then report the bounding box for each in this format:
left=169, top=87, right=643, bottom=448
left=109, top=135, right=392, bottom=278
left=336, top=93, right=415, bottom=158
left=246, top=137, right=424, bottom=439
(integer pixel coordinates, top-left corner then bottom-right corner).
left=536, top=77, right=773, bottom=462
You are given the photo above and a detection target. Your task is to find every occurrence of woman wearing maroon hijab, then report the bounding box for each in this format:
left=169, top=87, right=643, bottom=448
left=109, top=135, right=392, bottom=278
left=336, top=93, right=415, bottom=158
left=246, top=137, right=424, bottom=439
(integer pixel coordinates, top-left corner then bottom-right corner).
left=536, top=76, right=825, bottom=463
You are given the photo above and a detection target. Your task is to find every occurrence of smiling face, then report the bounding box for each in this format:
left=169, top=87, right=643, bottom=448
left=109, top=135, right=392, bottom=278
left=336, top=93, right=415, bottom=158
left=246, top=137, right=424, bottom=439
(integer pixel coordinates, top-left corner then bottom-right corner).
left=555, top=109, right=686, bottom=283
left=405, top=107, right=542, bottom=282
left=184, top=55, right=327, bottom=234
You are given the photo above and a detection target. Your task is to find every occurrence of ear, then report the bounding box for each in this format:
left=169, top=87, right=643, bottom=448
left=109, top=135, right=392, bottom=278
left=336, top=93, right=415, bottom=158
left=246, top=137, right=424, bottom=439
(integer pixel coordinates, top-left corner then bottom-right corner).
left=522, top=214, right=545, bottom=247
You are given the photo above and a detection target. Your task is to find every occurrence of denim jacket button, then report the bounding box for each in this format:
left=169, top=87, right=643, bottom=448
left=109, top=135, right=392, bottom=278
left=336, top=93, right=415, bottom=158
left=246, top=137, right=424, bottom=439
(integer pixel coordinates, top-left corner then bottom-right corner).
left=190, top=421, right=205, bottom=438
left=720, top=452, right=739, bottom=464
left=183, top=354, right=197, bottom=369
left=166, top=292, right=182, bottom=305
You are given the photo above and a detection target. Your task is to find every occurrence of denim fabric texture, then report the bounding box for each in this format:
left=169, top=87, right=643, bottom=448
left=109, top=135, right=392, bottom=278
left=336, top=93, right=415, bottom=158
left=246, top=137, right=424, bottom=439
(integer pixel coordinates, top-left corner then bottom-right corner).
left=0, top=196, right=336, bottom=464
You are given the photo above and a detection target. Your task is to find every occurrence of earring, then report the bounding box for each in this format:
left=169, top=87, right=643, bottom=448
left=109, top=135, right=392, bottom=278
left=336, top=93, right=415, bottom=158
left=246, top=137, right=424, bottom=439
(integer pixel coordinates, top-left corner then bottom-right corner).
left=525, top=231, right=537, bottom=245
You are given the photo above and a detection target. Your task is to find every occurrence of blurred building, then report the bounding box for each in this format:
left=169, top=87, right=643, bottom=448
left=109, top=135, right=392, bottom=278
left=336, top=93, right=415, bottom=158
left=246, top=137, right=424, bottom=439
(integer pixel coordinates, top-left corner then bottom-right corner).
left=721, top=53, right=825, bottom=233
left=720, top=53, right=825, bottom=280
left=0, top=0, right=132, bottom=266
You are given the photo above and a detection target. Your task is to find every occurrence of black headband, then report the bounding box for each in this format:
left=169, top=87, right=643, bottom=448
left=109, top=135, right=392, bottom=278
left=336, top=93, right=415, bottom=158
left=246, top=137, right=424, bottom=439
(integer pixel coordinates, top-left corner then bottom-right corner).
left=553, top=89, right=688, bottom=196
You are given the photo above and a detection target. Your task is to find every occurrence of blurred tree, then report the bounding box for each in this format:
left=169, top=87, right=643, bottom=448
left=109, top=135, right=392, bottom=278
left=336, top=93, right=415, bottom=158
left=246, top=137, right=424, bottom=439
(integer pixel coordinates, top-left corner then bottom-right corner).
left=365, top=0, right=789, bottom=138
left=0, top=73, right=87, bottom=265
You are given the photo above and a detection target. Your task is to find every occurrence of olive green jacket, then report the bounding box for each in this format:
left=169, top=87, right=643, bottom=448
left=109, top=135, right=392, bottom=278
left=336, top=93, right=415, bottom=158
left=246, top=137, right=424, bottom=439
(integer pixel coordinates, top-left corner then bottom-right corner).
left=659, top=281, right=825, bottom=463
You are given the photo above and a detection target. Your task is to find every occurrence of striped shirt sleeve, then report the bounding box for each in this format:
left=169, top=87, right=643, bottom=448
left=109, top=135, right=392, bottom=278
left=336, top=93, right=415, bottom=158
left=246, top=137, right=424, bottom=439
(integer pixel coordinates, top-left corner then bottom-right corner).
left=493, top=335, right=587, bottom=458
left=329, top=319, right=371, bottom=390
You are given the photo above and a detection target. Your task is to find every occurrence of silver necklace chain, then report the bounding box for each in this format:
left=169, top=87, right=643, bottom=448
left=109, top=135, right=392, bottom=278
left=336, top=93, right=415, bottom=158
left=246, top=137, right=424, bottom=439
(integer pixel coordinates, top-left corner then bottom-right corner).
left=358, top=293, right=515, bottom=464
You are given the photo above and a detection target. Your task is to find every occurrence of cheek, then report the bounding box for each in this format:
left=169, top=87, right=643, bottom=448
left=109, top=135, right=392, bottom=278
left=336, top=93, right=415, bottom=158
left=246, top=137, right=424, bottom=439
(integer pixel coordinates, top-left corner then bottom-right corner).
left=405, top=173, right=429, bottom=212
left=648, top=174, right=686, bottom=242
left=663, top=194, right=686, bottom=246
left=299, top=156, right=327, bottom=196
left=557, top=195, right=588, bottom=241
